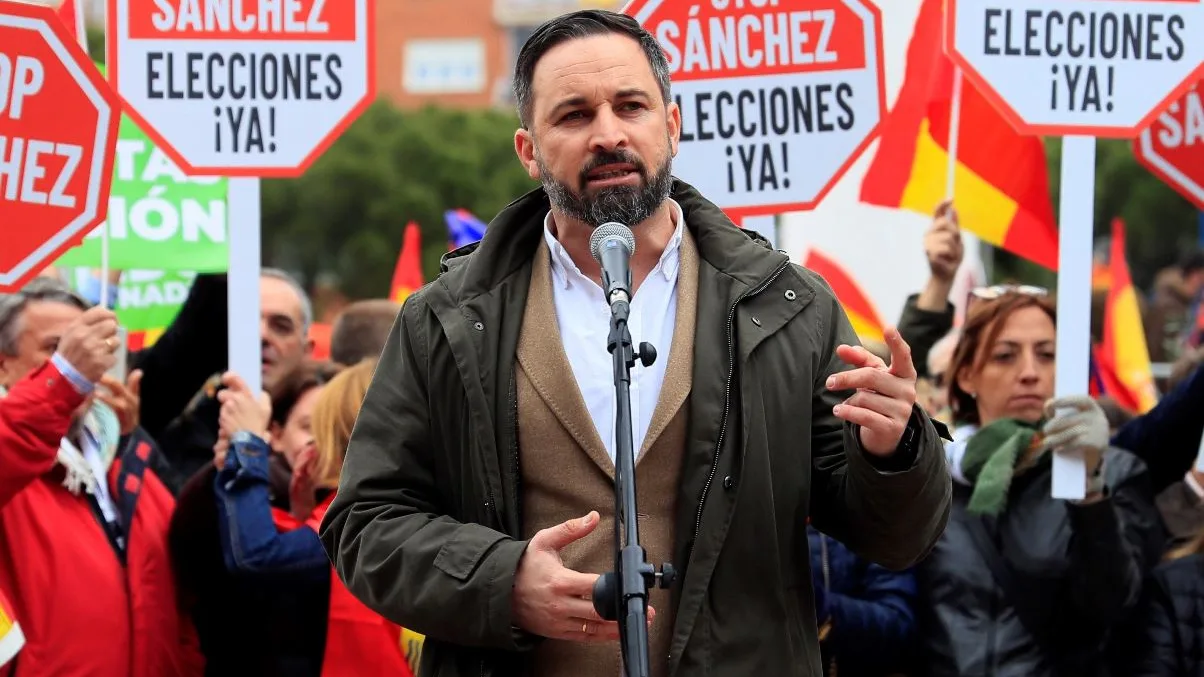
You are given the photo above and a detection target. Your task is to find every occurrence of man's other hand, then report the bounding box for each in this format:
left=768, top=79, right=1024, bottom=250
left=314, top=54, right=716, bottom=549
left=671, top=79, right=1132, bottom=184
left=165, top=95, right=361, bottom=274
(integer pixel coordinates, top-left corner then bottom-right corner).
left=512, top=511, right=655, bottom=642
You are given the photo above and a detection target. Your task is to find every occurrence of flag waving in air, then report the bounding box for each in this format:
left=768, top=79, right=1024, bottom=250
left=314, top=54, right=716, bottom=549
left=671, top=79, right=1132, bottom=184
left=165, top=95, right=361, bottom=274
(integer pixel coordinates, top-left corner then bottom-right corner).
left=859, top=0, right=1058, bottom=270
left=1095, top=218, right=1158, bottom=413
left=390, top=222, right=425, bottom=303
left=802, top=249, right=886, bottom=345
left=444, top=210, right=487, bottom=250
left=0, top=588, right=23, bottom=667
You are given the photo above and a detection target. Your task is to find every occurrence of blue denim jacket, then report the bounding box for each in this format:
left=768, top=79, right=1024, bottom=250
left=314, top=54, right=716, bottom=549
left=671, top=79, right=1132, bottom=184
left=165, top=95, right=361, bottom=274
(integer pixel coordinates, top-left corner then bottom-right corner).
left=214, top=433, right=329, bottom=578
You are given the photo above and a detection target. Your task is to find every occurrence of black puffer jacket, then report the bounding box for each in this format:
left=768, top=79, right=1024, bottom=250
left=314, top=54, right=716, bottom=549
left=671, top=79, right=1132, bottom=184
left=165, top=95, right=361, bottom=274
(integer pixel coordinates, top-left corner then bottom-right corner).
left=915, top=447, right=1164, bottom=677
left=1126, top=552, right=1204, bottom=676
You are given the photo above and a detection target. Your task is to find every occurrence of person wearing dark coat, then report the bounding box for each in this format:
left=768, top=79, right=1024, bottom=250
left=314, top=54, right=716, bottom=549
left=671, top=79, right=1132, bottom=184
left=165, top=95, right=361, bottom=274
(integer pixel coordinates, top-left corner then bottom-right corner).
left=1123, top=529, right=1204, bottom=676
left=808, top=526, right=917, bottom=676
left=914, top=290, right=1163, bottom=677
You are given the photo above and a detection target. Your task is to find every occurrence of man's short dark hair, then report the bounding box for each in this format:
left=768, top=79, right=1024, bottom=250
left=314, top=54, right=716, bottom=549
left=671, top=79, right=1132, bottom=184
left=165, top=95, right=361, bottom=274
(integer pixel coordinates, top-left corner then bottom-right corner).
left=512, top=9, right=672, bottom=129
left=329, top=299, right=401, bottom=366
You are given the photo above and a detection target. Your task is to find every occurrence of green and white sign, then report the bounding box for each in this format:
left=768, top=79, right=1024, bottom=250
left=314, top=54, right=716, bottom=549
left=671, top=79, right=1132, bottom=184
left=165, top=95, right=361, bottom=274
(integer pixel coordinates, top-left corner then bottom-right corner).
left=55, top=64, right=228, bottom=273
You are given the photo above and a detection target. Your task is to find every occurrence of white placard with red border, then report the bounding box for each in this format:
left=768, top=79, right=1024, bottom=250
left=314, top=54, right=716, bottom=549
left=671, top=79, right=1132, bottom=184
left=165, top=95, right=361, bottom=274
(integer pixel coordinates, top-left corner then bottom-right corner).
left=946, top=0, right=1204, bottom=138
left=107, top=0, right=376, bottom=177
left=0, top=0, right=120, bottom=292
left=624, top=0, right=887, bottom=216
left=1134, top=78, right=1204, bottom=209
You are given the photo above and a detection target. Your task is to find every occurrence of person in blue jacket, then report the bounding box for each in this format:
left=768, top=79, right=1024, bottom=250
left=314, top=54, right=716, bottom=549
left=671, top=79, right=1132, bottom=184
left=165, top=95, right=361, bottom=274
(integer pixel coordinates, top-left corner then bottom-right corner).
left=809, top=524, right=918, bottom=676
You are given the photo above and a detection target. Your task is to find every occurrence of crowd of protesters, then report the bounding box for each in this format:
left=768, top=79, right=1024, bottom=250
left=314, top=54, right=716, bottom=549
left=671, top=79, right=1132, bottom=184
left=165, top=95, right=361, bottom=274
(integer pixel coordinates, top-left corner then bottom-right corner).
left=0, top=199, right=1202, bottom=677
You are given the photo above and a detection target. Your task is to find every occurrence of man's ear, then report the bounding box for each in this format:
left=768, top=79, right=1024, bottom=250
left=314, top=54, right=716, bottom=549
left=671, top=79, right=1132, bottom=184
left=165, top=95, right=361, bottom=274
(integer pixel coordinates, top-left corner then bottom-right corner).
left=303, top=336, right=314, bottom=356
left=0, top=354, right=13, bottom=390
left=515, top=128, right=540, bottom=180
left=667, top=98, right=682, bottom=157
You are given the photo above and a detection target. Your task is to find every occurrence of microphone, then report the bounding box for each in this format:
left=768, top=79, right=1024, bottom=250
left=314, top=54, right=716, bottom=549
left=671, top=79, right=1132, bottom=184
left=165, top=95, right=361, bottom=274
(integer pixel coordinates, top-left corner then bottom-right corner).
left=589, top=222, right=636, bottom=306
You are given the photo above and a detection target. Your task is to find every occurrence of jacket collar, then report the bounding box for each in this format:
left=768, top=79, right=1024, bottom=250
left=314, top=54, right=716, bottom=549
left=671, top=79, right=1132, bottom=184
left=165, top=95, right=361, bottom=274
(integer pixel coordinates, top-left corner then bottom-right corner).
left=438, top=178, right=782, bottom=301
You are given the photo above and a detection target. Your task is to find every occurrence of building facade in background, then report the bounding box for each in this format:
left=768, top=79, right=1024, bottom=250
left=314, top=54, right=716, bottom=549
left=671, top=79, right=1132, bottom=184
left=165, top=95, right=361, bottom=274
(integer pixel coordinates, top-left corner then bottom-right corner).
left=379, top=0, right=624, bottom=111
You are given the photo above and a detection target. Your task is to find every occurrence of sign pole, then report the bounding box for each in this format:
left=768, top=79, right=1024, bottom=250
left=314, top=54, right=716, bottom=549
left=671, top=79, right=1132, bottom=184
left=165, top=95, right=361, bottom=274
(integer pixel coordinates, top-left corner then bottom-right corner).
left=227, top=177, right=262, bottom=395
left=1052, top=135, right=1095, bottom=500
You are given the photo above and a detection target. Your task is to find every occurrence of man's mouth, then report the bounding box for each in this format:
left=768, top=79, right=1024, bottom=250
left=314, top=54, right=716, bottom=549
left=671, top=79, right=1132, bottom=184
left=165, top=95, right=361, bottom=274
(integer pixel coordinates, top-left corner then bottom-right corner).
left=587, top=163, right=639, bottom=182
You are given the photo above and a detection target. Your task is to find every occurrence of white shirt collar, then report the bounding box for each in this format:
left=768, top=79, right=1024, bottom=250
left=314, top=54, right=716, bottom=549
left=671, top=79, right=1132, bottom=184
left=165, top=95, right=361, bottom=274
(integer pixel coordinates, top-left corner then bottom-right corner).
left=542, top=199, right=685, bottom=291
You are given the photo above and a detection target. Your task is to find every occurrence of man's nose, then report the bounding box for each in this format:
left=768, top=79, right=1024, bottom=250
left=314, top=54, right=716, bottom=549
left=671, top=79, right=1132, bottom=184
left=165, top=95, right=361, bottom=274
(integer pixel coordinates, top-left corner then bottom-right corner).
left=589, top=107, right=628, bottom=152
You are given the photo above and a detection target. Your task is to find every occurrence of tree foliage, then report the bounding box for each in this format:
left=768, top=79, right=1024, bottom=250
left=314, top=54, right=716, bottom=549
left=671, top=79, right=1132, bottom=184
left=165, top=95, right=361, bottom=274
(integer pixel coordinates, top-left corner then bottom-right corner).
left=260, top=102, right=538, bottom=300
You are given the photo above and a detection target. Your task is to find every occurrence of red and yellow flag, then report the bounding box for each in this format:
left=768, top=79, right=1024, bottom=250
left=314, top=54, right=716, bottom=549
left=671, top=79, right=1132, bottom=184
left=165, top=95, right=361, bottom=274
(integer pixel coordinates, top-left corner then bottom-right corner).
left=1096, top=218, right=1158, bottom=413
left=802, top=249, right=886, bottom=344
left=0, top=588, right=23, bottom=666
left=390, top=222, right=425, bottom=303
left=859, top=0, right=1058, bottom=270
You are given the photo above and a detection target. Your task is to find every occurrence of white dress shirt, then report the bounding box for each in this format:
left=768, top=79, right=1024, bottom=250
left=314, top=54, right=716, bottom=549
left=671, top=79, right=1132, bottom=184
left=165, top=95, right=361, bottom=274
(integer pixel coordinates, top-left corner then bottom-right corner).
left=542, top=201, right=685, bottom=464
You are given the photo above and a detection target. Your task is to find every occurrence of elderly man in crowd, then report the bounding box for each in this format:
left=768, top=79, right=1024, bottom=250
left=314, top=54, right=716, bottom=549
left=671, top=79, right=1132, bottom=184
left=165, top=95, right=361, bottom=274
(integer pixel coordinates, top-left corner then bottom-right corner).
left=0, top=278, right=201, bottom=676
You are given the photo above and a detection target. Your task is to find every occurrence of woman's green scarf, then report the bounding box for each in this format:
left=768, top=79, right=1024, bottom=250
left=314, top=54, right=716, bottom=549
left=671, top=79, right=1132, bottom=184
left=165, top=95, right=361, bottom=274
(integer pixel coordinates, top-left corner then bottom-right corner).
left=960, top=418, right=1046, bottom=515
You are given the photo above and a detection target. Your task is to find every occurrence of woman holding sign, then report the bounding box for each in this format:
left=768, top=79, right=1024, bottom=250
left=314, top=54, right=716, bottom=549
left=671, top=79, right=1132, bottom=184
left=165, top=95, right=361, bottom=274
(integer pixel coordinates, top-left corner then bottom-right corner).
left=913, top=288, right=1163, bottom=676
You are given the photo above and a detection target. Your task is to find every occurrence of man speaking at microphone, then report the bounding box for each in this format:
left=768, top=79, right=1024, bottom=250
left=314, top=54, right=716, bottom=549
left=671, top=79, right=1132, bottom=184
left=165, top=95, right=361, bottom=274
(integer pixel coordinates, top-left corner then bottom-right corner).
left=320, top=9, right=952, bottom=677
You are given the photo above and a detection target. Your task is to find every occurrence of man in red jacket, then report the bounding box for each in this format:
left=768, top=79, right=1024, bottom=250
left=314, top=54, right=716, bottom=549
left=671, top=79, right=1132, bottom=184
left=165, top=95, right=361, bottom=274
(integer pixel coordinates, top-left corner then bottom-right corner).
left=0, top=278, right=202, bottom=676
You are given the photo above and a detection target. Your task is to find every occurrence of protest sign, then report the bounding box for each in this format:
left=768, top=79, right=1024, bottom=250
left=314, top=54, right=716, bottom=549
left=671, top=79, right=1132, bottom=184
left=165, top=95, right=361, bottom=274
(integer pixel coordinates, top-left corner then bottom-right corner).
left=946, top=0, right=1204, bottom=137
left=117, top=270, right=195, bottom=348
left=624, top=0, right=887, bottom=214
left=947, top=0, right=1204, bottom=498
left=107, top=0, right=375, bottom=176
left=0, top=0, right=119, bottom=291
left=56, top=98, right=228, bottom=272
left=1134, top=78, right=1204, bottom=209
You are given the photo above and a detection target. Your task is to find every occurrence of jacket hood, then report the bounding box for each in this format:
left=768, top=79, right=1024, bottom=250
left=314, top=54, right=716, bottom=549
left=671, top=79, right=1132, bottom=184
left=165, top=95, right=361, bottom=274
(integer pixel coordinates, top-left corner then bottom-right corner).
left=438, top=178, right=781, bottom=301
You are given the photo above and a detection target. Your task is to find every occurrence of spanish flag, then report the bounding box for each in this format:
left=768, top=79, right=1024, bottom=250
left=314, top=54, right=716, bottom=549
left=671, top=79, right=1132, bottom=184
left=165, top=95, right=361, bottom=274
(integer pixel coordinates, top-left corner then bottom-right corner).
left=0, top=588, right=23, bottom=666
left=802, top=248, right=886, bottom=344
left=859, top=0, right=1058, bottom=270
left=127, top=328, right=166, bottom=351
left=390, top=222, right=425, bottom=303
left=1095, top=218, right=1158, bottom=413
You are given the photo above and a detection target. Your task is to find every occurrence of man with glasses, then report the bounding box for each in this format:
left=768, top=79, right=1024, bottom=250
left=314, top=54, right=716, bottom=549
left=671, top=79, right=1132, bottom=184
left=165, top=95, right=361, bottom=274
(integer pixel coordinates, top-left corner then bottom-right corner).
left=0, top=278, right=202, bottom=676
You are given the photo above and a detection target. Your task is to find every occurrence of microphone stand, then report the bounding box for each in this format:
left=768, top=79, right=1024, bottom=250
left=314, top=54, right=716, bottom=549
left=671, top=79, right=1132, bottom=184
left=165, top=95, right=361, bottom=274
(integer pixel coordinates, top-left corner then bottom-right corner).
left=592, top=288, right=676, bottom=677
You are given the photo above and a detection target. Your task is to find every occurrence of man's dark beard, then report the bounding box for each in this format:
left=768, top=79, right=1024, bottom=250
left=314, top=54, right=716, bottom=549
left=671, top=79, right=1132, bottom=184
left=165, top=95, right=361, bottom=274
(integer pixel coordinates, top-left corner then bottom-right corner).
left=538, top=148, right=673, bottom=228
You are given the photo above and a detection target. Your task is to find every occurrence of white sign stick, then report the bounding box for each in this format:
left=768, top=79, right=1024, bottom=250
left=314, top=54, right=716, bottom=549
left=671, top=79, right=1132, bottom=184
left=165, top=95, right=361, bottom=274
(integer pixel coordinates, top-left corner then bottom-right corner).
left=1052, top=135, right=1095, bottom=500
left=227, top=177, right=261, bottom=394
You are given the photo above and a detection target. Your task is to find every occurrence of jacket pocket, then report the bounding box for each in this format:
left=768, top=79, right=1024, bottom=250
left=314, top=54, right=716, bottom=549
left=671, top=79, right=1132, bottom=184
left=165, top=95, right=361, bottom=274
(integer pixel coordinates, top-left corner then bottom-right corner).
left=433, top=527, right=508, bottom=582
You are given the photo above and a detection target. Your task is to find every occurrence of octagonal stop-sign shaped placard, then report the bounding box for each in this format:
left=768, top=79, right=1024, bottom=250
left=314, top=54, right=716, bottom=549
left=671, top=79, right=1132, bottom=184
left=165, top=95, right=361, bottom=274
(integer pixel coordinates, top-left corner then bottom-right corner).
left=947, top=0, right=1204, bottom=138
left=624, top=0, right=886, bottom=215
left=108, top=0, right=375, bottom=177
left=0, top=0, right=120, bottom=291
left=1134, top=78, right=1204, bottom=209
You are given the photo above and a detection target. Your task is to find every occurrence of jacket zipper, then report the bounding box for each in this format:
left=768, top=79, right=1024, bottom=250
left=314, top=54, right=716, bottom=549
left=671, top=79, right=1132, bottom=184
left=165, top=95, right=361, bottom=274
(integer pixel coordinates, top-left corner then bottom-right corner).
left=690, top=259, right=792, bottom=555
left=508, top=370, right=521, bottom=533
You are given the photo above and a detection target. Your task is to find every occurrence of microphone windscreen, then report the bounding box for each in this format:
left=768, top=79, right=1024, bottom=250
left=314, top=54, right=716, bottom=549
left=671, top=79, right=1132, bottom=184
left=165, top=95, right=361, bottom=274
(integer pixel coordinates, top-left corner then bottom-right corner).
left=589, top=222, right=636, bottom=263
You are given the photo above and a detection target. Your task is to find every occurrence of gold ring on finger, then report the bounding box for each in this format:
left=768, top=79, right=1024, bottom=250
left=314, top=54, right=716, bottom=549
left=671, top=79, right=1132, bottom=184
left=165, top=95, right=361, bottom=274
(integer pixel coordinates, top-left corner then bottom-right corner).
left=105, top=338, right=116, bottom=350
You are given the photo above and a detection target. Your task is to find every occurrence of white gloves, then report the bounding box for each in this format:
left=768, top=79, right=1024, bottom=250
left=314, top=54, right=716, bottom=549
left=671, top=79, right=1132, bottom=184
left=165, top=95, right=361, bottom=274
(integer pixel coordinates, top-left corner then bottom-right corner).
left=1041, top=394, right=1110, bottom=455
left=1043, top=394, right=1110, bottom=497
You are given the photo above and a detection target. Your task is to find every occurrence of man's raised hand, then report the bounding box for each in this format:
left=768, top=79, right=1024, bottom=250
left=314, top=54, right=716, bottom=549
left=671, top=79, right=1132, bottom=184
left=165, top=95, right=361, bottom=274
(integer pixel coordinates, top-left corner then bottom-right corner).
left=56, top=306, right=119, bottom=383
left=826, top=327, right=918, bottom=457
